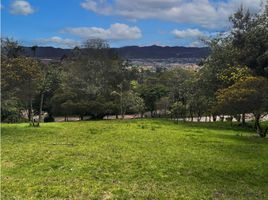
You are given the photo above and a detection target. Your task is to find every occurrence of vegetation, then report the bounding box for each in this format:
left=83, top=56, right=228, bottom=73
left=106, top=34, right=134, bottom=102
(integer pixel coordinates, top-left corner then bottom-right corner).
left=1, top=5, right=268, bottom=136
left=2, top=119, right=268, bottom=199
left=216, top=76, right=268, bottom=137
left=1, top=4, right=268, bottom=200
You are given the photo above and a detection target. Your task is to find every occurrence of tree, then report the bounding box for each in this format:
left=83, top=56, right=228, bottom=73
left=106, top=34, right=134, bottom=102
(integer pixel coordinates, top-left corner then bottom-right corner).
left=156, top=97, right=170, bottom=117
left=1, top=38, right=22, bottom=58
left=111, top=84, right=124, bottom=119
left=31, top=45, right=38, bottom=57
left=171, top=101, right=186, bottom=123
left=202, top=4, right=267, bottom=96
left=124, top=91, right=146, bottom=118
left=162, top=68, right=194, bottom=104
left=1, top=97, right=21, bottom=123
left=130, top=94, right=146, bottom=118
left=55, top=39, right=128, bottom=119
left=36, top=62, right=62, bottom=125
left=1, top=56, right=42, bottom=125
left=138, top=84, right=167, bottom=117
left=216, top=65, right=252, bottom=124
left=200, top=4, right=268, bottom=125
left=1, top=38, right=43, bottom=124
left=51, top=88, right=77, bottom=120
left=216, top=76, right=268, bottom=137
left=229, top=5, right=268, bottom=77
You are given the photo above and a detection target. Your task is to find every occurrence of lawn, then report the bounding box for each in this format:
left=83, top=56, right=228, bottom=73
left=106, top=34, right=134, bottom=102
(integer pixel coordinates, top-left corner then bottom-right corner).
left=1, top=119, right=268, bottom=199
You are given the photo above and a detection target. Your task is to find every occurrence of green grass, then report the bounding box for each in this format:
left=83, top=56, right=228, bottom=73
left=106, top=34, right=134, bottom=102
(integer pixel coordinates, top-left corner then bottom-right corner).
left=1, top=119, right=268, bottom=199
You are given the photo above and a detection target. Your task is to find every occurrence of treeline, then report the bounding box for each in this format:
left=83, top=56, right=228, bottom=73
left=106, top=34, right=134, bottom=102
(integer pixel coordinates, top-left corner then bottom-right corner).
left=1, top=6, right=268, bottom=137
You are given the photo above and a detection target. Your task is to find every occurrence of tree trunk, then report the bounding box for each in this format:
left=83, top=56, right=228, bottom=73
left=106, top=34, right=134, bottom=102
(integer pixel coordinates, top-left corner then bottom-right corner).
left=241, top=113, right=246, bottom=126
left=122, top=109, right=125, bottom=119
left=120, top=86, right=123, bottom=119
left=37, top=93, right=44, bottom=126
left=29, top=98, right=34, bottom=126
left=197, top=109, right=202, bottom=122
left=254, top=114, right=267, bottom=138
left=197, top=113, right=201, bottom=122
left=28, top=107, right=31, bottom=122
left=190, top=110, right=193, bottom=122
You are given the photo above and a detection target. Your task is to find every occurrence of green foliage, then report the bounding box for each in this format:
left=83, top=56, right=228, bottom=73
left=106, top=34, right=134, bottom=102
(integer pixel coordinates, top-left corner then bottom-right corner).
left=162, top=67, right=194, bottom=103
left=2, top=6, right=268, bottom=125
left=1, top=98, right=22, bottom=123
left=53, top=39, right=129, bottom=119
left=206, top=6, right=268, bottom=79
left=138, top=84, right=168, bottom=115
left=1, top=40, right=42, bottom=123
left=171, top=101, right=186, bottom=122
left=216, top=76, right=268, bottom=137
left=218, top=65, right=252, bottom=86
left=156, top=97, right=170, bottom=116
left=128, top=92, right=146, bottom=115
left=1, top=38, right=22, bottom=58
left=38, top=62, right=63, bottom=115
left=216, top=76, right=268, bottom=115
left=43, top=114, right=55, bottom=123
left=1, top=57, right=42, bottom=94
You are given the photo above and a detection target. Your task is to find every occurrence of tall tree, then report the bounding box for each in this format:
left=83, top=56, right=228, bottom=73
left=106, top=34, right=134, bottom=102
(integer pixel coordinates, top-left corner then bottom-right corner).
left=1, top=56, right=42, bottom=124
left=56, top=39, right=128, bottom=119
left=216, top=76, right=268, bottom=137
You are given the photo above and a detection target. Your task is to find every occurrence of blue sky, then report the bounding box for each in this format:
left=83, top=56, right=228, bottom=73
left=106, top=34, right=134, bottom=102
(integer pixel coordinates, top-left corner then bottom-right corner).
left=1, top=0, right=263, bottom=48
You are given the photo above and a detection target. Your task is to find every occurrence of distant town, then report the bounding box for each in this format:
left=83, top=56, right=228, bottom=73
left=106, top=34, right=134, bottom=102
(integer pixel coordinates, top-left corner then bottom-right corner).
left=22, top=45, right=209, bottom=70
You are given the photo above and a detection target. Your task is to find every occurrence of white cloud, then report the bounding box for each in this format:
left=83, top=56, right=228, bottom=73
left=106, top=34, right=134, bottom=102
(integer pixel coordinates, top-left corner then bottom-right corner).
left=37, top=36, right=80, bottom=47
left=80, top=0, right=262, bottom=29
left=9, top=0, right=35, bottom=15
left=62, top=23, right=142, bottom=40
left=172, top=28, right=205, bottom=39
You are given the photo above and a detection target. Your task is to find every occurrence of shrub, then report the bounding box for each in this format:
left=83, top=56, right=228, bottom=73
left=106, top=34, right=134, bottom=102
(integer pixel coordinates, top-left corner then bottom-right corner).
left=44, top=114, right=55, bottom=123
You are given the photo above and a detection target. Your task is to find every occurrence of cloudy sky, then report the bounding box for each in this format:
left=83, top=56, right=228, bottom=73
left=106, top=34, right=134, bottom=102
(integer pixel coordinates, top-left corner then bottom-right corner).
left=1, top=0, right=264, bottom=48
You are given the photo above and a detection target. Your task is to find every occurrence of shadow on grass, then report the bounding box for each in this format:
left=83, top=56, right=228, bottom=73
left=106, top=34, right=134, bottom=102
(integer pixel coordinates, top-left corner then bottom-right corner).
left=180, top=121, right=255, bottom=132
left=162, top=119, right=268, bottom=143
left=210, top=133, right=268, bottom=144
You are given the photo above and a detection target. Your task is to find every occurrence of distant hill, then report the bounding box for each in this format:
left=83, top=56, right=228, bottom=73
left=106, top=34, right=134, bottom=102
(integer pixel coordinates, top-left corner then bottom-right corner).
left=116, top=45, right=210, bottom=59
left=21, top=45, right=210, bottom=60
left=21, top=47, right=70, bottom=60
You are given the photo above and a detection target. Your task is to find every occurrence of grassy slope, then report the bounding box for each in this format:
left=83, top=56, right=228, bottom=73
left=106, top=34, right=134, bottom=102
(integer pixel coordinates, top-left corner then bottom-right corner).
left=1, top=119, right=268, bottom=199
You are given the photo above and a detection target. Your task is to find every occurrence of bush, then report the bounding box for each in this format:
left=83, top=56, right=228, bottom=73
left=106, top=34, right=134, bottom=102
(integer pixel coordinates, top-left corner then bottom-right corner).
left=2, top=114, right=20, bottom=123
left=226, top=116, right=233, bottom=122
left=44, top=114, right=55, bottom=123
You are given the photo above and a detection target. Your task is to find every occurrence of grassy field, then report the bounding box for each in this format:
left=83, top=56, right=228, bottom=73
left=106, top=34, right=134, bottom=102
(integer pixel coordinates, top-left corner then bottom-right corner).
left=1, top=119, right=268, bottom=199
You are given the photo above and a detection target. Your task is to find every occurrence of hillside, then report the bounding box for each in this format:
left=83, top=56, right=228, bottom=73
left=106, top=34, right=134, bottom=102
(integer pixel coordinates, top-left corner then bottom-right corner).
left=116, top=45, right=210, bottom=59
left=21, top=45, right=210, bottom=61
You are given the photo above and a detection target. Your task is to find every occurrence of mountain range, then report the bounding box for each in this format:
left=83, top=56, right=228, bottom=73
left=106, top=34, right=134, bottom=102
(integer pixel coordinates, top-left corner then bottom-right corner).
left=22, top=45, right=210, bottom=61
